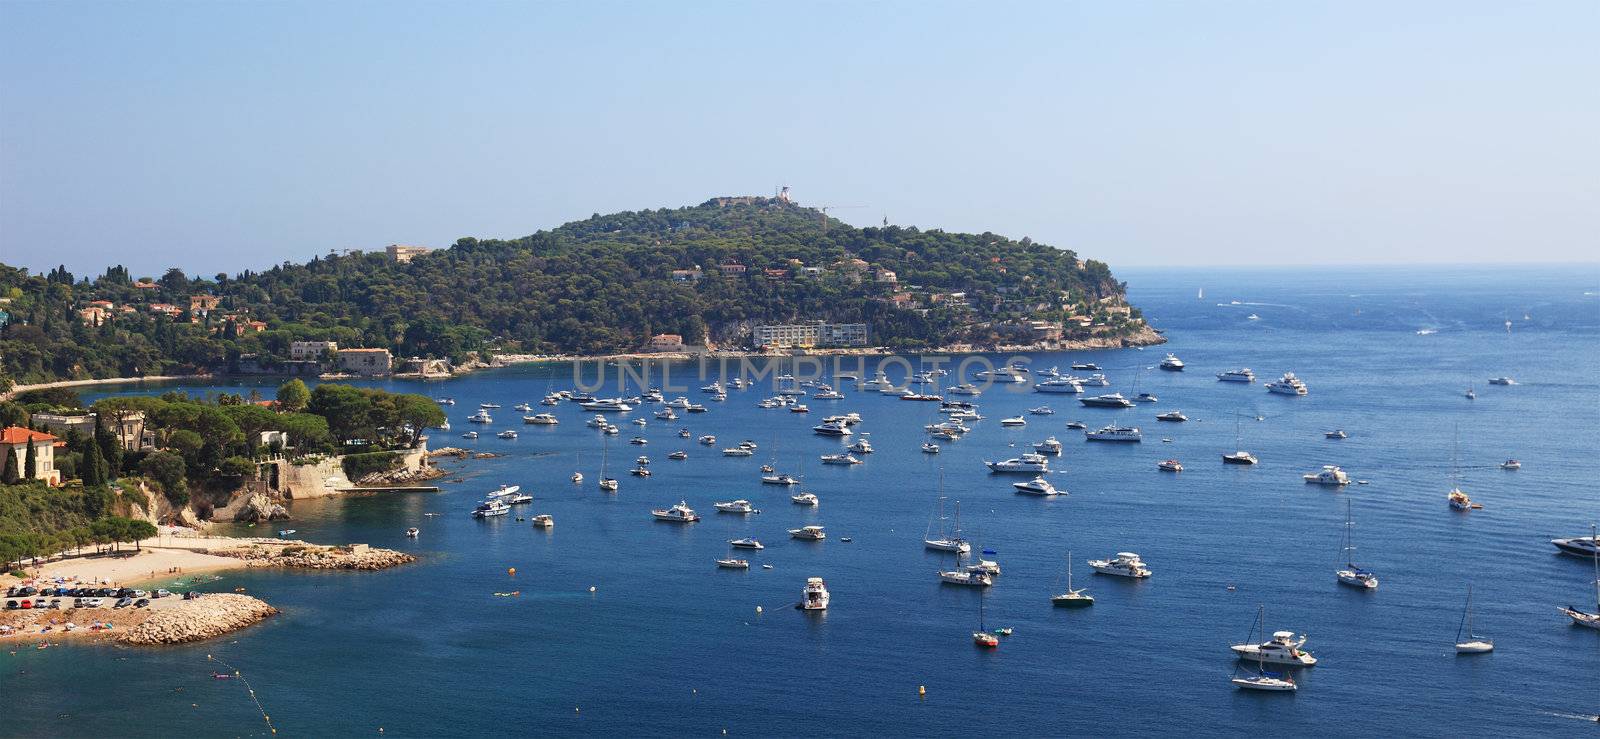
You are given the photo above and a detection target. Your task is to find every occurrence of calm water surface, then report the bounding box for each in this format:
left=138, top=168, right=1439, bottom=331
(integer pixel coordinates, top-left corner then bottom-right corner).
left=7, top=265, right=1599, bottom=736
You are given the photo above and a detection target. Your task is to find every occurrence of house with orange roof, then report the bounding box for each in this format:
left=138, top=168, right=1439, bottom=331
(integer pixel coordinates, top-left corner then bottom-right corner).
left=0, top=427, right=63, bottom=485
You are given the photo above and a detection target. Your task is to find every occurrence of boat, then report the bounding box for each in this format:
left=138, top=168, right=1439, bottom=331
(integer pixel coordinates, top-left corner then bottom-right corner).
left=578, top=398, right=633, bottom=412
left=436, top=398, right=456, bottom=406
left=924, top=495, right=970, bottom=553
left=788, top=404, right=809, bottom=413
left=1304, top=465, right=1351, bottom=486
left=820, top=453, right=861, bottom=465
left=524, top=413, right=558, bottom=425
left=1070, top=362, right=1100, bottom=371
left=512, top=403, right=532, bottom=412
left=898, top=392, right=943, bottom=402
left=921, top=442, right=940, bottom=454
left=1086, top=425, right=1142, bottom=442
left=1028, top=406, right=1054, bottom=415
left=497, top=430, right=518, bottom=439
left=1217, top=368, right=1256, bottom=383
left=1454, top=585, right=1493, bottom=653
left=571, top=471, right=582, bottom=484
left=849, top=436, right=875, bottom=454
left=461, top=431, right=479, bottom=440
left=714, top=499, right=758, bottom=514
left=471, top=500, right=510, bottom=518
left=1230, top=618, right=1317, bottom=666
left=860, top=371, right=895, bottom=392
left=1336, top=500, right=1379, bottom=589
left=405, top=527, right=419, bottom=538
left=1449, top=490, right=1474, bottom=510
left=698, top=435, right=716, bottom=445
left=654, top=408, right=677, bottom=420
left=1465, top=386, right=1475, bottom=399
left=1051, top=551, right=1094, bottom=607
left=486, top=484, right=523, bottom=499
left=629, top=436, right=648, bottom=446
left=1065, top=420, right=1087, bottom=430
left=789, top=525, right=826, bottom=540
left=812, top=388, right=845, bottom=400
left=1222, top=415, right=1257, bottom=465
left=1325, top=429, right=1348, bottom=439
left=940, top=400, right=978, bottom=411
left=1487, top=377, right=1516, bottom=385
left=723, top=447, right=755, bottom=457
left=791, top=492, right=819, bottom=506
left=629, top=467, right=650, bottom=477
left=730, top=537, right=764, bottom=549
left=1012, top=477, right=1061, bottom=496
left=939, top=567, right=993, bottom=587
left=1158, top=459, right=1183, bottom=472
left=651, top=501, right=699, bottom=522
left=1500, top=459, right=1521, bottom=470
left=973, top=367, right=1027, bottom=383
left=479, top=402, right=501, bottom=409
left=986, top=454, right=1050, bottom=473
left=668, top=450, right=687, bottom=460
left=1558, top=524, right=1600, bottom=629
left=1000, top=416, right=1026, bottom=427
left=1551, top=533, right=1600, bottom=558
left=1033, top=437, right=1063, bottom=455
left=1230, top=606, right=1299, bottom=692
left=1033, top=378, right=1084, bottom=394
left=1159, top=353, right=1185, bottom=371
left=812, top=421, right=852, bottom=436
left=1088, top=551, right=1151, bottom=578
left=701, top=381, right=724, bottom=394
left=598, top=436, right=618, bottom=492
left=678, top=429, right=691, bottom=438
left=1136, top=392, right=1158, bottom=403
left=762, top=474, right=801, bottom=485
left=530, top=514, right=553, bottom=528
left=800, top=577, right=829, bottom=610
left=1156, top=410, right=1187, bottom=422
left=1247, top=313, right=1260, bottom=320
left=1266, top=373, right=1308, bottom=396
left=716, top=558, right=749, bottom=569
left=947, top=383, right=982, bottom=396
left=973, top=598, right=999, bottom=647
left=467, top=410, right=493, bottom=423
left=1079, top=393, right=1133, bottom=408
left=541, top=395, right=561, bottom=406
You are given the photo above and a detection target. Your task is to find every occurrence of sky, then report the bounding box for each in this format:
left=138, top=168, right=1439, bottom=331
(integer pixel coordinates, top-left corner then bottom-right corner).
left=1, top=1, right=1596, bottom=277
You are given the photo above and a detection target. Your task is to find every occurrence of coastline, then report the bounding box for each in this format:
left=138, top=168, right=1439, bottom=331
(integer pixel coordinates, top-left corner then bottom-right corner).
left=1, top=373, right=211, bottom=401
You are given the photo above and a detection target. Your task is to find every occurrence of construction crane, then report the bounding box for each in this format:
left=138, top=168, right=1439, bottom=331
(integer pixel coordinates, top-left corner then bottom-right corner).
left=816, top=205, right=866, bottom=233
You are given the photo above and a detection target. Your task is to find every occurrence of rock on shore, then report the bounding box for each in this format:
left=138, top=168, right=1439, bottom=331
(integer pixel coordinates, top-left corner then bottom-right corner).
left=212, top=541, right=416, bottom=571
left=120, top=594, right=278, bottom=646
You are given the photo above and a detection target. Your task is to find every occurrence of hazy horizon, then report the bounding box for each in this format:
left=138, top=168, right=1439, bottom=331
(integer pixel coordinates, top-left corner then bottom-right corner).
left=3, top=1, right=1596, bottom=277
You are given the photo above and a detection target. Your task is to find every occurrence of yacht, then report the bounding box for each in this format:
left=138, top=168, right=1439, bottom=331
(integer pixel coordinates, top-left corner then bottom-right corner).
left=1012, top=477, right=1061, bottom=496
left=898, top=392, right=942, bottom=402
left=940, top=400, right=978, bottom=412
left=938, top=568, right=993, bottom=587
left=629, top=466, right=650, bottom=477
left=685, top=404, right=708, bottom=413
left=986, top=454, right=1050, bottom=473
left=1247, top=313, right=1261, bottom=320
left=716, top=558, right=749, bottom=569
left=666, top=397, right=692, bottom=409
left=1230, top=607, right=1299, bottom=692
left=1033, top=437, right=1063, bottom=455
left=800, top=577, right=830, bottom=610
left=1336, top=500, right=1378, bottom=589
left=701, top=381, right=724, bottom=394
left=813, top=387, right=845, bottom=400
left=541, top=395, right=561, bottom=406
left=512, top=403, right=532, bottom=412
left=1500, top=459, right=1521, bottom=470
left=1080, top=393, right=1133, bottom=408
left=531, top=514, right=554, bottom=528
left=1052, top=552, right=1093, bottom=607
left=789, top=404, right=811, bottom=413
left=586, top=414, right=610, bottom=428
left=497, top=430, right=518, bottom=439
left=436, top=398, right=456, bottom=406
left=1156, top=410, right=1188, bottom=422
left=860, top=371, right=895, bottom=393
left=1230, top=630, right=1317, bottom=667
left=1304, top=465, right=1351, bottom=486
left=789, top=525, right=826, bottom=541
left=723, top=447, right=755, bottom=457
left=698, top=435, right=716, bottom=445
left=668, top=450, right=688, bottom=461
left=1000, top=416, right=1027, bottom=427
left=468, top=410, right=493, bottom=423
left=967, top=559, right=1002, bottom=576
left=1065, top=420, right=1087, bottom=429
left=629, top=436, right=648, bottom=446
left=1325, top=429, right=1348, bottom=439
left=479, top=402, right=502, bottom=409
left=762, top=474, right=801, bottom=485
left=578, top=398, right=634, bottom=412
left=925, top=421, right=970, bottom=435
left=471, top=500, right=510, bottom=518
left=1070, top=362, right=1101, bottom=371
left=1079, top=374, right=1111, bottom=387
left=503, top=491, right=533, bottom=505
left=1136, top=392, right=1158, bottom=403
left=1088, top=552, right=1151, bottom=578
left=820, top=453, right=861, bottom=465
left=1158, top=459, right=1183, bottom=472
left=1028, top=405, right=1055, bottom=415
left=405, top=527, right=420, bottom=538
left=571, top=471, right=583, bottom=483
left=791, top=492, right=819, bottom=506
left=1551, top=534, right=1600, bottom=558
left=1487, top=377, right=1516, bottom=385
left=1086, top=425, right=1142, bottom=442
left=948, top=383, right=982, bottom=396
left=654, top=408, right=677, bottom=420
left=651, top=501, right=699, bottom=523
left=678, top=429, right=691, bottom=438
left=973, top=367, right=1028, bottom=383
left=714, top=499, right=757, bottom=514
left=812, top=421, right=852, bottom=436
left=1033, top=378, right=1084, bottom=394
left=849, top=437, right=875, bottom=454
left=1217, top=368, right=1255, bottom=383
left=524, top=413, right=558, bottom=425
left=1222, top=450, right=1259, bottom=465
left=1266, top=373, right=1308, bottom=396
left=822, top=412, right=863, bottom=426
left=730, top=537, right=764, bottom=550
left=1159, top=354, right=1185, bottom=371
left=461, top=431, right=479, bottom=440
left=921, top=442, right=941, bottom=454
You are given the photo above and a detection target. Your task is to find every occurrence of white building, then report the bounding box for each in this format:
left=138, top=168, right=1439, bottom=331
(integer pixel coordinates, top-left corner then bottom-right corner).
left=290, top=341, right=339, bottom=362
left=752, top=322, right=869, bottom=349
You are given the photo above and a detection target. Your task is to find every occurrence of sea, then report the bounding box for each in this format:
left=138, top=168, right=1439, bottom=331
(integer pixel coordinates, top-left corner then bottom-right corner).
left=4, top=264, right=1598, bottom=737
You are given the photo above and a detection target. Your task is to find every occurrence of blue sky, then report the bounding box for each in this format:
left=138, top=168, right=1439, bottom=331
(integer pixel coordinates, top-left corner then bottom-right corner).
left=2, top=1, right=1595, bottom=277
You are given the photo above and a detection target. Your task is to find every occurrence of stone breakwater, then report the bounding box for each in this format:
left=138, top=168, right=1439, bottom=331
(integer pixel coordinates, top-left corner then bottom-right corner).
left=212, top=541, right=416, bottom=571
left=120, top=594, right=278, bottom=645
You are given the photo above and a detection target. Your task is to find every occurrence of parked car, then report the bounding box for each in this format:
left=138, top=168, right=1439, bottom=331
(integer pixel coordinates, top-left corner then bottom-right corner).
left=114, top=597, right=133, bottom=608
left=153, top=589, right=172, bottom=598
left=134, top=599, right=150, bottom=608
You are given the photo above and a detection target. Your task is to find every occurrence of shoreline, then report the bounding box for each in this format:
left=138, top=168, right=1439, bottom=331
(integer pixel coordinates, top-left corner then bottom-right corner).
left=1, top=373, right=211, bottom=401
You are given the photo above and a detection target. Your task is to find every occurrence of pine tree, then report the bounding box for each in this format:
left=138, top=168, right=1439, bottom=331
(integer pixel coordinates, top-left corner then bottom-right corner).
left=0, top=445, right=17, bottom=485
left=81, top=438, right=106, bottom=486
left=24, top=438, right=37, bottom=480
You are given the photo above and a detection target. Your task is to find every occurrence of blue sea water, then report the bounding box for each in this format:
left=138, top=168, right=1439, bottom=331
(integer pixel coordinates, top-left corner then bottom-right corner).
left=6, top=264, right=1599, bottom=737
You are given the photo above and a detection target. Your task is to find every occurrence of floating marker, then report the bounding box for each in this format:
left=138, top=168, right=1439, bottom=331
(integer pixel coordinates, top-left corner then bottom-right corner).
left=755, top=605, right=763, bottom=614
left=508, top=567, right=516, bottom=576
left=919, top=685, right=926, bottom=697
left=589, top=586, right=596, bottom=592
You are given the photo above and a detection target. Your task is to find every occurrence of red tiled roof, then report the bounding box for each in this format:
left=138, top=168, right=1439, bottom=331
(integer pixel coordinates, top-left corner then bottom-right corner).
left=0, top=427, right=57, bottom=444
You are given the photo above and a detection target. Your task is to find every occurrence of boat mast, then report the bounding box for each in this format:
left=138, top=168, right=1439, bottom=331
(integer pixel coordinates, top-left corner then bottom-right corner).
left=1067, top=550, right=1074, bottom=592
left=1456, top=585, right=1471, bottom=642
left=1343, top=499, right=1356, bottom=568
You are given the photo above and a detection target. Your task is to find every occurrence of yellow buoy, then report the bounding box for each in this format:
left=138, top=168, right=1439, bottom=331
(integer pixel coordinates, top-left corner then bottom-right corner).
left=918, top=685, right=926, bottom=697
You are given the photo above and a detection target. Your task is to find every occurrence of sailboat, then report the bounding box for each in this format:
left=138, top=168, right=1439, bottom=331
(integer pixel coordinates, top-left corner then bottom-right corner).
left=973, top=596, right=999, bottom=647
left=598, top=436, right=618, bottom=492
left=1230, top=605, right=1298, bottom=692
left=924, top=472, right=970, bottom=553
left=1335, top=500, right=1378, bottom=589
left=1454, top=585, right=1493, bottom=653
left=1051, top=550, right=1094, bottom=607
left=1197, top=288, right=1204, bottom=300
left=1222, top=413, right=1257, bottom=465
left=1465, top=384, right=1475, bottom=400
left=571, top=452, right=583, bottom=484
left=1559, top=523, right=1600, bottom=630
left=1447, top=426, right=1479, bottom=510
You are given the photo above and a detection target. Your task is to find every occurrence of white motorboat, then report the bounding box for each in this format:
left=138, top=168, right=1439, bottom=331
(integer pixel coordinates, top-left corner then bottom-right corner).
left=497, top=430, right=518, bottom=439
left=986, top=454, right=1050, bottom=473
left=822, top=412, right=863, bottom=426
left=730, top=537, right=764, bottom=550
left=1085, top=425, right=1141, bottom=442
left=1034, top=437, right=1063, bottom=455
left=1324, top=429, right=1348, bottom=439
left=1078, top=374, right=1110, bottom=387
left=524, top=413, right=558, bottom=425
left=461, top=431, right=479, bottom=439
left=1558, top=524, right=1600, bottom=629
left=791, top=492, right=819, bottom=506
left=579, top=398, right=634, bottom=412
left=471, top=500, right=510, bottom=518
left=629, top=436, right=648, bottom=446
left=468, top=410, right=493, bottom=423
left=1033, top=378, right=1084, bottom=394
left=668, top=450, right=687, bottom=460
left=1156, top=410, right=1187, bottom=422
left=666, top=397, right=692, bottom=409
left=789, top=525, right=826, bottom=540
left=1336, top=500, right=1379, bottom=589
left=1012, top=477, right=1061, bottom=496
left=1070, top=362, right=1101, bottom=371
left=1000, top=416, right=1027, bottom=427
left=1217, top=368, right=1256, bottom=383
left=1136, top=392, right=1158, bottom=403
left=651, top=501, right=700, bottom=523
left=812, top=421, right=852, bottom=436
left=813, top=388, right=845, bottom=400
left=436, top=398, right=456, bottom=406
left=938, top=568, right=993, bottom=586
left=1088, top=552, right=1151, bottom=578
left=1223, top=451, right=1258, bottom=465
left=1028, top=405, right=1054, bottom=415
left=654, top=408, right=677, bottom=420
left=571, top=471, right=583, bottom=483
left=1500, top=459, right=1521, bottom=470
left=800, top=577, right=830, bottom=610
left=762, top=474, right=801, bottom=486
left=1454, top=585, right=1493, bottom=653
left=1159, top=354, right=1185, bottom=371
left=921, top=442, right=940, bottom=454
left=849, top=437, right=875, bottom=454
left=1158, top=459, right=1183, bottom=472
left=1304, top=465, right=1351, bottom=486
left=973, top=367, right=1028, bottom=383
left=405, top=527, right=419, bottom=538
left=486, top=484, right=523, bottom=499
left=701, top=382, right=724, bottom=394
left=479, top=402, right=501, bottom=409
left=714, top=499, right=758, bottom=514
left=1551, top=534, right=1600, bottom=558
left=948, top=383, right=982, bottom=396
left=531, top=514, right=554, bottom=528
left=1266, top=373, right=1308, bottom=396
left=698, top=435, right=716, bottom=445
left=723, top=447, right=755, bottom=457
left=820, top=453, right=861, bottom=465
left=1231, top=630, right=1317, bottom=666
left=716, top=558, right=749, bottom=569
left=512, top=403, right=532, bottom=412
left=1079, top=393, right=1133, bottom=408
left=1231, top=607, right=1298, bottom=692
left=1487, top=376, right=1515, bottom=386
left=1065, top=420, right=1087, bottom=429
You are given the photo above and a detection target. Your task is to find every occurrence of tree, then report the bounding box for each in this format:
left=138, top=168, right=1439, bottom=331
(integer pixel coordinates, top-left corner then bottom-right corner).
left=276, top=378, right=310, bottom=412
left=125, top=519, right=158, bottom=550
left=308, top=384, right=372, bottom=442
left=0, top=445, right=16, bottom=484
left=139, top=451, right=188, bottom=505
left=24, top=438, right=36, bottom=480
left=80, top=437, right=106, bottom=486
